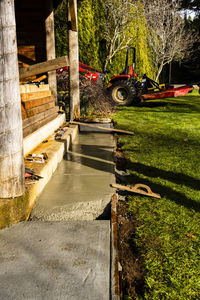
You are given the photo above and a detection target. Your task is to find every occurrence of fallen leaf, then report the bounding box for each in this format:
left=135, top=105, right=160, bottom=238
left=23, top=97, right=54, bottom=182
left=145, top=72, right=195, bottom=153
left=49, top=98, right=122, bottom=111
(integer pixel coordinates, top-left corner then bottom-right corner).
left=186, top=234, right=195, bottom=238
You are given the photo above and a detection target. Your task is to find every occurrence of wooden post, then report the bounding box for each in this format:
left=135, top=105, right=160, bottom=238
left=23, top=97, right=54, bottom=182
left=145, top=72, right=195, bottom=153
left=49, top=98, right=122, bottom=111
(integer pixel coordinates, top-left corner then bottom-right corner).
left=0, top=0, right=24, bottom=198
left=45, top=0, right=57, bottom=99
left=68, top=0, right=80, bottom=120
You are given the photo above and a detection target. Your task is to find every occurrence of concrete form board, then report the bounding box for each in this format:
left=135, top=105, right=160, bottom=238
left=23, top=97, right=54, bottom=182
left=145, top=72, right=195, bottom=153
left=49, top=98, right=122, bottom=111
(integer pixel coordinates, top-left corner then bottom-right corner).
left=0, top=221, right=110, bottom=300
left=111, top=194, right=120, bottom=300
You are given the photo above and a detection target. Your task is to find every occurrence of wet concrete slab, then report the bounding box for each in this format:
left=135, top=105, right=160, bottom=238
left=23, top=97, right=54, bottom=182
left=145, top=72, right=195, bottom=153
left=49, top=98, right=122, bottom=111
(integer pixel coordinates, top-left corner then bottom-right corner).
left=0, top=220, right=110, bottom=300
left=31, top=132, right=115, bottom=221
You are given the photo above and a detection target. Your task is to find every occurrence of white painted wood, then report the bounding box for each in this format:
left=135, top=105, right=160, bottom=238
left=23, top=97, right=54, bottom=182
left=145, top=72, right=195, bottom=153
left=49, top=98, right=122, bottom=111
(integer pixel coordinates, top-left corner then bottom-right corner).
left=0, top=0, right=24, bottom=198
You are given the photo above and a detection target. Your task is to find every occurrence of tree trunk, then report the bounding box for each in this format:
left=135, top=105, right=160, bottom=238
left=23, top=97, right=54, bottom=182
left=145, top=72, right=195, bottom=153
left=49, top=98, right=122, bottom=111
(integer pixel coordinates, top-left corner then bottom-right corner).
left=155, top=61, right=164, bottom=82
left=0, top=0, right=24, bottom=198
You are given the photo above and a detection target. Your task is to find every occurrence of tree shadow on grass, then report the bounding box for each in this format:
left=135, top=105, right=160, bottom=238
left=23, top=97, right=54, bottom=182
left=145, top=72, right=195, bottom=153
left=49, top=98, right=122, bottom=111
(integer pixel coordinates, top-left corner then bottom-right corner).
left=136, top=101, right=168, bottom=108
left=132, top=102, right=200, bottom=114
left=129, top=162, right=200, bottom=191
left=125, top=162, right=200, bottom=212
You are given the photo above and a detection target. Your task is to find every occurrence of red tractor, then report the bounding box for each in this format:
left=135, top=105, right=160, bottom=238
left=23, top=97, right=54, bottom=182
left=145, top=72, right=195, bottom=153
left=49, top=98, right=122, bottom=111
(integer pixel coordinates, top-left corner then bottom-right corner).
left=107, top=47, right=193, bottom=106
left=57, top=47, right=194, bottom=107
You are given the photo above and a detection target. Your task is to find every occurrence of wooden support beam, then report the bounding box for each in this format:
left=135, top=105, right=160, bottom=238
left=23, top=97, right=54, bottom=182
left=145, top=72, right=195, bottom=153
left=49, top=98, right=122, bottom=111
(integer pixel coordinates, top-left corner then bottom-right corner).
left=69, top=0, right=78, bottom=31
left=19, top=56, right=69, bottom=79
left=45, top=0, right=57, bottom=99
left=68, top=0, right=80, bottom=120
left=70, top=121, right=134, bottom=135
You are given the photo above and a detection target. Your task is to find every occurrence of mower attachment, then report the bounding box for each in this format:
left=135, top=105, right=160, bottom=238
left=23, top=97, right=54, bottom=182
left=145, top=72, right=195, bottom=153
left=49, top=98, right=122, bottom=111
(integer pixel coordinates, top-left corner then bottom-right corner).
left=140, top=86, right=193, bottom=101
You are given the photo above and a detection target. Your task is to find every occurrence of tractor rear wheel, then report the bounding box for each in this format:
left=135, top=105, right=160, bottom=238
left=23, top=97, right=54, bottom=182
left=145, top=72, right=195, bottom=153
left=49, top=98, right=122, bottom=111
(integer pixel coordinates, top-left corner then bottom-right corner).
left=109, top=80, right=139, bottom=106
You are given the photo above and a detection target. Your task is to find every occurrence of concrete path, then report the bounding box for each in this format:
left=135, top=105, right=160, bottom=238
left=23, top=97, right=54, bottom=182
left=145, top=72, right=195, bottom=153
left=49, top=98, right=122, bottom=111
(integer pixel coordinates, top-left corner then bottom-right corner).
left=0, top=221, right=110, bottom=300
left=0, top=130, right=115, bottom=299
left=31, top=132, right=115, bottom=221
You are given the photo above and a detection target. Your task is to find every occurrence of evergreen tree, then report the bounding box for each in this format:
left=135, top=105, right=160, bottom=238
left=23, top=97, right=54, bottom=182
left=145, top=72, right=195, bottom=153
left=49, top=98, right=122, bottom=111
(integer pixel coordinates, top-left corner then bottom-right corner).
left=54, top=0, right=68, bottom=57
left=105, top=1, right=153, bottom=79
left=78, top=0, right=101, bottom=69
left=91, top=0, right=107, bottom=68
left=55, top=0, right=153, bottom=80
left=134, top=1, right=153, bottom=77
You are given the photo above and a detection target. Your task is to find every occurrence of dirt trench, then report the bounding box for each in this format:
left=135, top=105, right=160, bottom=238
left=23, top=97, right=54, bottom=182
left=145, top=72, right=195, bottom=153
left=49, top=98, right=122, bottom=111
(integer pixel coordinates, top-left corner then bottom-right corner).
left=114, top=140, right=146, bottom=299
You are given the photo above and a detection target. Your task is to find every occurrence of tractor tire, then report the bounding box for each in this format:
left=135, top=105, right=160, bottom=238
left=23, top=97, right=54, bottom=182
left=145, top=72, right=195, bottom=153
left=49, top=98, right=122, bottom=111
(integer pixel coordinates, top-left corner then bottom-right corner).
left=109, top=80, right=140, bottom=106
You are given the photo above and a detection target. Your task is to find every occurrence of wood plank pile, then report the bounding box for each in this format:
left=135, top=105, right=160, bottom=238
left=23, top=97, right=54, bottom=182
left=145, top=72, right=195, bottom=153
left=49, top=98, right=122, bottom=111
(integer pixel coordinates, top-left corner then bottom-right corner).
left=20, top=84, right=58, bottom=137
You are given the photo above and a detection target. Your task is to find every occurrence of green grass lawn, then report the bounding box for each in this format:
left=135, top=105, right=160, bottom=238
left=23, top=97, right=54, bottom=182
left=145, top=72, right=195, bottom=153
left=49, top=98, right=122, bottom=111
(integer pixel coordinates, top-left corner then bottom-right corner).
left=113, top=90, right=200, bottom=299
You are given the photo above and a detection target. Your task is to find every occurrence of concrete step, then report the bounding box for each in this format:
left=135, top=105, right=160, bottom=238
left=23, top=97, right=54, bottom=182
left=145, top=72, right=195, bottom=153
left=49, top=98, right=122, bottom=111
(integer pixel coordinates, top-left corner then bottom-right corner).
left=0, top=220, right=110, bottom=300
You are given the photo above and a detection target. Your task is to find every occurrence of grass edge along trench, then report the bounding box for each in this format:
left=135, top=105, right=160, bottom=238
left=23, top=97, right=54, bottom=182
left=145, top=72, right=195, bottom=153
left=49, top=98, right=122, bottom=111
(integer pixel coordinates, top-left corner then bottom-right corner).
left=113, top=90, right=200, bottom=299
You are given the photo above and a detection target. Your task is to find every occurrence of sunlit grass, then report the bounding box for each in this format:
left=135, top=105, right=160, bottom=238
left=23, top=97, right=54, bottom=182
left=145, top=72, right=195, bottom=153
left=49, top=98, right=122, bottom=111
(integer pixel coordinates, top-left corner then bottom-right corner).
left=113, top=90, right=200, bottom=299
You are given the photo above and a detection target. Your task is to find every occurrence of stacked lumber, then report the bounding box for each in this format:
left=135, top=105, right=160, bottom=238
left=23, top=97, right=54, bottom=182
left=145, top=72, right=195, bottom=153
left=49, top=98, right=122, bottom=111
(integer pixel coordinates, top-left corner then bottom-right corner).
left=20, top=84, right=59, bottom=137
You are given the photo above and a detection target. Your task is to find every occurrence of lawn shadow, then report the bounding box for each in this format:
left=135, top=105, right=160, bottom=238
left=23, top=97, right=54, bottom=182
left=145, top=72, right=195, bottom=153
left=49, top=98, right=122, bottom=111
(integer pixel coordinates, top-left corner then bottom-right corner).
left=136, top=101, right=168, bottom=108
left=129, top=162, right=200, bottom=191
left=125, top=162, right=200, bottom=212
left=129, top=95, right=200, bottom=113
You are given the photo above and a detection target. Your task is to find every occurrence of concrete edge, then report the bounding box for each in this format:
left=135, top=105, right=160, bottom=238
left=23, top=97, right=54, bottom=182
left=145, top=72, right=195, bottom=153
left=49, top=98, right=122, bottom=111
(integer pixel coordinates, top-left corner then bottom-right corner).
left=23, top=113, right=65, bottom=155
left=111, top=194, right=121, bottom=300
left=0, top=124, right=79, bottom=230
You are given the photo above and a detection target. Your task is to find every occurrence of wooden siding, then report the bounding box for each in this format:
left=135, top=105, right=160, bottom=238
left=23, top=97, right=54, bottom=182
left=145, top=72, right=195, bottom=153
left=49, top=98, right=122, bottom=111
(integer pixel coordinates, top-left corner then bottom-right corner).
left=20, top=84, right=59, bottom=137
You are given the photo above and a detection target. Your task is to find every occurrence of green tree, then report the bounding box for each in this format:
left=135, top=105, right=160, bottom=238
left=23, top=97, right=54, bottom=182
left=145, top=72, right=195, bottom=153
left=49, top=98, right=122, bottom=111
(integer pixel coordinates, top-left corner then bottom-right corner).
left=55, top=0, right=153, bottom=80
left=105, top=1, right=153, bottom=79
left=54, top=0, right=68, bottom=57
left=78, top=0, right=101, bottom=69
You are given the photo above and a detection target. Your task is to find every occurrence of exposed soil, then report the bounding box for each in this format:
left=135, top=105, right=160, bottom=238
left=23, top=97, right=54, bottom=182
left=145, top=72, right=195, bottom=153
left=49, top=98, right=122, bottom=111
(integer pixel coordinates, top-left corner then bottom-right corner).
left=117, top=199, right=145, bottom=299
left=114, top=144, right=146, bottom=299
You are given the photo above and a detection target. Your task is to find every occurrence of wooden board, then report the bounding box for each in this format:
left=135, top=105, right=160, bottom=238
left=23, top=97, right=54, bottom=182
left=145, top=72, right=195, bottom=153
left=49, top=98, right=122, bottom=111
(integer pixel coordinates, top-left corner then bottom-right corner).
left=20, top=84, right=50, bottom=93
left=22, top=96, right=54, bottom=110
left=19, top=56, right=69, bottom=79
left=21, top=90, right=52, bottom=101
left=23, top=112, right=58, bottom=138
left=22, top=106, right=58, bottom=129
left=70, top=121, right=134, bottom=135
left=22, top=101, right=55, bottom=119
